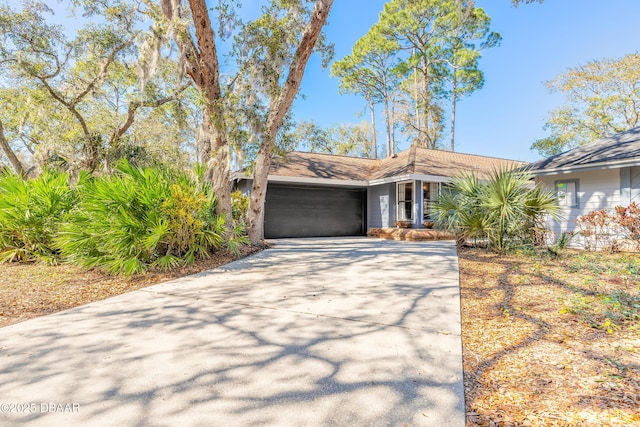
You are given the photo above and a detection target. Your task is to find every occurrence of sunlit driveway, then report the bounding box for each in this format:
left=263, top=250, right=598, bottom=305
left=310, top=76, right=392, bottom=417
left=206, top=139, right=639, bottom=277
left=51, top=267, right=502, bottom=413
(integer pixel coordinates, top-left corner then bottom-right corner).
left=0, top=237, right=464, bottom=426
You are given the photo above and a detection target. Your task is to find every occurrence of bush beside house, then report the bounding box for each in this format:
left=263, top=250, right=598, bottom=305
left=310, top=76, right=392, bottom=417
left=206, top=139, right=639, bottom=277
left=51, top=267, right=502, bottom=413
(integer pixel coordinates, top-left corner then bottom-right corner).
left=0, top=162, right=248, bottom=275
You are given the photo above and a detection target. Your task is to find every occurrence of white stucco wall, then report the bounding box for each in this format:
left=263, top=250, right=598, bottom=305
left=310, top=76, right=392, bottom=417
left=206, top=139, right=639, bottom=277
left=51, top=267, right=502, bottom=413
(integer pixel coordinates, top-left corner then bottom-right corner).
left=536, top=168, right=621, bottom=248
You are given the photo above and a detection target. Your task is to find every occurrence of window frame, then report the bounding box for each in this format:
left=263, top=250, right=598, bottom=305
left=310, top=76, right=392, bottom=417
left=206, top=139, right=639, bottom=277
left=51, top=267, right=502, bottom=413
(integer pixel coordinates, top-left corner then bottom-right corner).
left=422, top=182, right=440, bottom=221
left=554, top=179, right=579, bottom=208
left=396, top=181, right=415, bottom=222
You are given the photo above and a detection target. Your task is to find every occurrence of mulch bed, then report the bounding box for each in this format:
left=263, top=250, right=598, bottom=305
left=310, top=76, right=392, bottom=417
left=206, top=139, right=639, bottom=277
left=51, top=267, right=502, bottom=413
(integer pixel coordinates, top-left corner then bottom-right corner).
left=0, top=246, right=260, bottom=328
left=459, top=247, right=640, bottom=427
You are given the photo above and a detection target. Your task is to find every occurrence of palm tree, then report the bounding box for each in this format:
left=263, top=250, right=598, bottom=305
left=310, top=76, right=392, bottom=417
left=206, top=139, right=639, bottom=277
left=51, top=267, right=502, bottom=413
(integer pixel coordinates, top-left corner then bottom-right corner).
left=432, top=168, right=561, bottom=252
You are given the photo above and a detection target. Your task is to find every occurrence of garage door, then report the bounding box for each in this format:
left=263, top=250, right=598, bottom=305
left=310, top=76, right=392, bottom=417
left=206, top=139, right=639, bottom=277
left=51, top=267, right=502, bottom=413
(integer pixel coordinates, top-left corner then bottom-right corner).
left=264, top=185, right=366, bottom=238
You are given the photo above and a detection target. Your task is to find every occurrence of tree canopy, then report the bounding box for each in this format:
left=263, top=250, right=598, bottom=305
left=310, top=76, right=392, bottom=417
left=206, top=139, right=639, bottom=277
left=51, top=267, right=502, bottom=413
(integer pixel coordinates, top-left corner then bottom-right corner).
left=532, top=53, right=640, bottom=157
left=0, top=0, right=193, bottom=174
left=331, top=0, right=499, bottom=153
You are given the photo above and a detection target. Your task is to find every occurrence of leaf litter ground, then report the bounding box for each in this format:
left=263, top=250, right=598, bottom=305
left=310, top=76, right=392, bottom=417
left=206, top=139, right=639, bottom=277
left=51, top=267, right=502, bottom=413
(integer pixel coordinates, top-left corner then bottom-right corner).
left=459, top=247, right=639, bottom=427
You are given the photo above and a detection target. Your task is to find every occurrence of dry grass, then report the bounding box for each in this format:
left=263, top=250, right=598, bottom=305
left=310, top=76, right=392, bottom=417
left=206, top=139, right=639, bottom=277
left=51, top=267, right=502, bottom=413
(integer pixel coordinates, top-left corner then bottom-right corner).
left=459, top=247, right=640, bottom=427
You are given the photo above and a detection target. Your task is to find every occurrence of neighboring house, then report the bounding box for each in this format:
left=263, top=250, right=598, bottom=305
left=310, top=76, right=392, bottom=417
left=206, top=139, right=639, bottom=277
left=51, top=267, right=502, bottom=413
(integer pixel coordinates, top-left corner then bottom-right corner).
left=234, top=146, right=523, bottom=238
left=527, top=126, right=640, bottom=247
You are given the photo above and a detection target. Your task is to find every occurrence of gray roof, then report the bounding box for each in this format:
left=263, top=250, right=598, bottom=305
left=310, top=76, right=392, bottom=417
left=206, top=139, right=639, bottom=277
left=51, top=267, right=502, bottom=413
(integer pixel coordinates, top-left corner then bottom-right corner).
left=528, top=126, right=640, bottom=174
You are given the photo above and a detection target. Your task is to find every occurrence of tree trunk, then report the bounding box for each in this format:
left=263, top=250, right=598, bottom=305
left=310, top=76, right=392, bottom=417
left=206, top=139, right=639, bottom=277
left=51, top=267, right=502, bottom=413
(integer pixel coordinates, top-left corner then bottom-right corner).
left=382, top=73, right=392, bottom=157
left=391, top=94, right=396, bottom=155
left=450, top=74, right=457, bottom=152
left=247, top=0, right=334, bottom=245
left=200, top=105, right=232, bottom=218
left=383, top=97, right=392, bottom=158
left=413, top=49, right=421, bottom=137
left=421, top=55, right=431, bottom=148
left=0, top=120, right=25, bottom=175
left=165, top=0, right=231, bottom=220
left=370, top=100, right=377, bottom=159
left=247, top=143, right=272, bottom=246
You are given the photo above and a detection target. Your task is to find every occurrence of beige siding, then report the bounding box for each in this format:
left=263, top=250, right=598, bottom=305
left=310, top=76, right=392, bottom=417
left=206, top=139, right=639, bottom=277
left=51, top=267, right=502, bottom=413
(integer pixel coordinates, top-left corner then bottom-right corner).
left=536, top=168, right=621, bottom=248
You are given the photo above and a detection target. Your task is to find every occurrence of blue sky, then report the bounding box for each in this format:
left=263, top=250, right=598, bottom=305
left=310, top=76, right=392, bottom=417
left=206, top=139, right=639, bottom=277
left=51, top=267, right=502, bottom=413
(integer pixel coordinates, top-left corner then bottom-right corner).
left=42, top=0, right=640, bottom=163
left=291, top=0, right=640, bottom=162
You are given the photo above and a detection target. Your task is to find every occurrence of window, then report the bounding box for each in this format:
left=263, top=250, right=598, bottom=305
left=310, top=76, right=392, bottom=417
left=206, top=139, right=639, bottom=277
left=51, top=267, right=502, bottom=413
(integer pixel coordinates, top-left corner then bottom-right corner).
left=555, top=180, right=579, bottom=207
left=397, top=182, right=413, bottom=221
left=422, top=182, right=439, bottom=220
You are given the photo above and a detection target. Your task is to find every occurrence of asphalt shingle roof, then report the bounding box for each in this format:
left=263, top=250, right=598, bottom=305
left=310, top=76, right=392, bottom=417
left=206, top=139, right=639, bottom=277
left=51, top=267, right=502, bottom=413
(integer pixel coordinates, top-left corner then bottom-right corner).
left=527, top=126, right=640, bottom=173
left=268, top=147, right=525, bottom=182
left=269, top=152, right=376, bottom=181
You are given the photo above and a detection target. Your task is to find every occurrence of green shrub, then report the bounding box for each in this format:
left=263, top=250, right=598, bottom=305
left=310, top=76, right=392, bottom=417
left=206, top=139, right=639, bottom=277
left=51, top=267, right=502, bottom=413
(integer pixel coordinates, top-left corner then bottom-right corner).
left=55, top=160, right=227, bottom=275
left=0, top=170, right=76, bottom=263
left=231, top=190, right=249, bottom=224
left=433, top=168, right=561, bottom=252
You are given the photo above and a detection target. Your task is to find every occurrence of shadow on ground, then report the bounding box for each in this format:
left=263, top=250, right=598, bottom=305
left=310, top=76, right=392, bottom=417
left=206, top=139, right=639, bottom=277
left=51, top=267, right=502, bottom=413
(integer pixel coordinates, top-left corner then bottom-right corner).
left=0, top=238, right=464, bottom=426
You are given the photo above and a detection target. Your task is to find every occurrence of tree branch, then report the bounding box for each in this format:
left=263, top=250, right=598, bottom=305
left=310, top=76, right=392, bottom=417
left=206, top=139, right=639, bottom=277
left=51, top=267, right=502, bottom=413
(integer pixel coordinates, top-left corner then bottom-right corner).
left=109, top=82, right=192, bottom=147
left=265, top=0, right=334, bottom=141
left=71, top=34, right=138, bottom=106
left=0, top=119, right=25, bottom=175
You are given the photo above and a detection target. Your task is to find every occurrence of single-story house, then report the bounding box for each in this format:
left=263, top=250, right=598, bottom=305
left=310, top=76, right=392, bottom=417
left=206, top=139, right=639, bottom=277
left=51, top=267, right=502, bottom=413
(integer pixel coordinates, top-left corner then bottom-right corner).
left=234, top=146, right=524, bottom=239
left=527, top=126, right=640, bottom=247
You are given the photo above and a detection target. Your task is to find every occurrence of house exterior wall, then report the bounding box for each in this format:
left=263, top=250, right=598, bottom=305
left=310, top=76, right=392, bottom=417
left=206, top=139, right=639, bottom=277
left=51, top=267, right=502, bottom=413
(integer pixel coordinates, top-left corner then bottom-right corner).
left=620, top=166, right=640, bottom=205
left=537, top=168, right=621, bottom=248
left=633, top=166, right=640, bottom=202
left=369, top=180, right=437, bottom=229
left=416, top=180, right=424, bottom=226
left=367, top=183, right=395, bottom=228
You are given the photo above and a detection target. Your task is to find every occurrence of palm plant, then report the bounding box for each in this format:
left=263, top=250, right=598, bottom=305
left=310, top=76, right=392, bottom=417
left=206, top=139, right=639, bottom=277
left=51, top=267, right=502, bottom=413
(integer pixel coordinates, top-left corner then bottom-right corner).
left=55, top=160, right=236, bottom=275
left=0, top=170, right=76, bottom=263
left=433, top=168, right=561, bottom=252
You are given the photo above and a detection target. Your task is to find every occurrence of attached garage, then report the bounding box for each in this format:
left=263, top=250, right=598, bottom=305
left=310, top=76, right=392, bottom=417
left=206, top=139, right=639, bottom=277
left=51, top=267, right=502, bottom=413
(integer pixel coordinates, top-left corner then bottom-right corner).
left=264, top=184, right=366, bottom=238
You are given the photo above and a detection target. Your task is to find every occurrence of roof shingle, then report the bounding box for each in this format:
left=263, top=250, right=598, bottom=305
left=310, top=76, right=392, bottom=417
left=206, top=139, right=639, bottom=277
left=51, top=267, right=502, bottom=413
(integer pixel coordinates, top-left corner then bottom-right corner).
left=528, top=126, right=640, bottom=173
left=268, top=147, right=525, bottom=182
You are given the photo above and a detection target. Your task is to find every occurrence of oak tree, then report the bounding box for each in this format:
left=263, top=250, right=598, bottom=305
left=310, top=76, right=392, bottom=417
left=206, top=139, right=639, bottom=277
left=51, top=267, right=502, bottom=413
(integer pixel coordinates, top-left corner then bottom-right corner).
left=532, top=53, right=640, bottom=156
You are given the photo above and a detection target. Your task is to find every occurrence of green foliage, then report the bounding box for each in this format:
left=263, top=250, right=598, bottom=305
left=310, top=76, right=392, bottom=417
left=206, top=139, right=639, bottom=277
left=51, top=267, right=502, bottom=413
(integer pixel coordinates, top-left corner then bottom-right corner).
left=561, top=290, right=640, bottom=334
left=229, top=191, right=251, bottom=256
left=547, top=231, right=573, bottom=256
left=55, top=160, right=227, bottom=275
left=291, top=120, right=377, bottom=158
left=555, top=251, right=639, bottom=334
left=227, top=0, right=335, bottom=166
left=604, top=291, right=640, bottom=323
left=533, top=53, right=640, bottom=156
left=330, top=27, right=400, bottom=156
left=361, top=0, right=500, bottom=149
left=0, top=170, right=76, bottom=263
left=0, top=0, right=194, bottom=173
left=231, top=190, right=249, bottom=224
left=433, top=168, right=560, bottom=252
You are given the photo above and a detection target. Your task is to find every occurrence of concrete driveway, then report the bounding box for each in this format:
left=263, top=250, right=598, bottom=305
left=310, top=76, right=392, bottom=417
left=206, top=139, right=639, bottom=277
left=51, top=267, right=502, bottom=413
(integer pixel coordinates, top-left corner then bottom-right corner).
left=0, top=237, right=464, bottom=426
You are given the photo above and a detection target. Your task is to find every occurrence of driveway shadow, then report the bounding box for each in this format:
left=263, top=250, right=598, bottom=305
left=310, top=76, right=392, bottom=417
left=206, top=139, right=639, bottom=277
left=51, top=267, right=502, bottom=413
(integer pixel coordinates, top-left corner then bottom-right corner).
left=0, top=237, right=464, bottom=426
